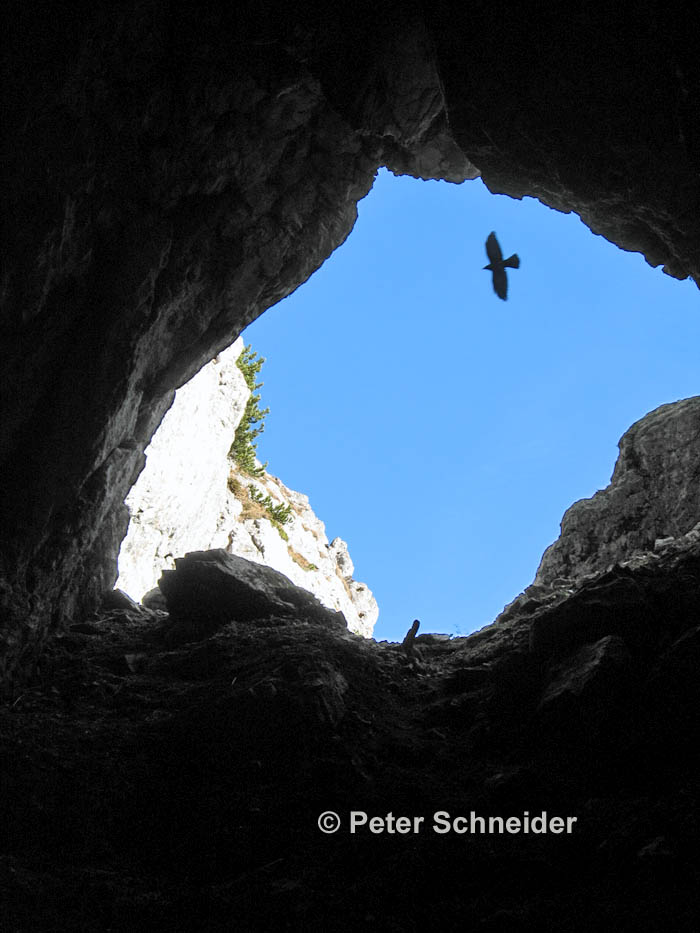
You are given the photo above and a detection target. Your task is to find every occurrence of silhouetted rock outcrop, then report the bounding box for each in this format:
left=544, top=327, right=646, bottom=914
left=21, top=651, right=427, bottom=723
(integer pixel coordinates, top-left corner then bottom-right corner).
left=494, top=397, right=700, bottom=633
left=1, top=516, right=697, bottom=930
left=159, top=548, right=346, bottom=643
left=536, top=396, right=700, bottom=586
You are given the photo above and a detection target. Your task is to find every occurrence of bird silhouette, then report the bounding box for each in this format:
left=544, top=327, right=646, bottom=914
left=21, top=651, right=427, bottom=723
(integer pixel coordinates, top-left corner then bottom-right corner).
left=484, top=232, right=520, bottom=300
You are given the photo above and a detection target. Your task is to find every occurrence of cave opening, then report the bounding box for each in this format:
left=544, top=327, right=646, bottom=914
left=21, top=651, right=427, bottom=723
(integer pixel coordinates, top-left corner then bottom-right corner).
left=115, top=168, right=699, bottom=643
left=4, top=8, right=700, bottom=926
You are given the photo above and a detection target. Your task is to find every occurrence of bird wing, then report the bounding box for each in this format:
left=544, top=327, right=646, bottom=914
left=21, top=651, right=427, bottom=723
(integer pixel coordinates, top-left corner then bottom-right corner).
left=491, top=267, right=508, bottom=300
left=485, top=232, right=503, bottom=264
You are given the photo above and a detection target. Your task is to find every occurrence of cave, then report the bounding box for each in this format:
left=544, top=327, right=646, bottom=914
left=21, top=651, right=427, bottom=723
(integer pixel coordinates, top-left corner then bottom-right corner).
left=2, top=3, right=699, bottom=928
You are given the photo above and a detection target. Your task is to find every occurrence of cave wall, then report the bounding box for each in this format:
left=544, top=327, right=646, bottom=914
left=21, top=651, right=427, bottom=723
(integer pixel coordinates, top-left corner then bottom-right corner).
left=1, top=1, right=698, bottom=686
left=535, top=397, right=700, bottom=586
left=428, top=3, right=700, bottom=280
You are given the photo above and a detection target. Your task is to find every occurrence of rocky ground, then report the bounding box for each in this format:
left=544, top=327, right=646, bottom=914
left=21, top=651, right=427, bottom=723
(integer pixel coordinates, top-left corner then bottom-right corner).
left=1, top=538, right=699, bottom=931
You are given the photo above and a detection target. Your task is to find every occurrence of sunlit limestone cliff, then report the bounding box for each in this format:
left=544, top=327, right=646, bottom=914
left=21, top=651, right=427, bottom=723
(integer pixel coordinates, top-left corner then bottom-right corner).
left=116, top=338, right=378, bottom=637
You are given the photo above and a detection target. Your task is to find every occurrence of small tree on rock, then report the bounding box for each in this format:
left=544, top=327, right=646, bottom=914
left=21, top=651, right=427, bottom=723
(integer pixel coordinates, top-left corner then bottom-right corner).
left=230, top=345, right=269, bottom=477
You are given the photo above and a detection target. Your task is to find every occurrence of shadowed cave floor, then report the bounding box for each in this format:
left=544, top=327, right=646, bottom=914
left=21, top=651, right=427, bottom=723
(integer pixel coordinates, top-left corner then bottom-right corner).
left=1, top=548, right=699, bottom=931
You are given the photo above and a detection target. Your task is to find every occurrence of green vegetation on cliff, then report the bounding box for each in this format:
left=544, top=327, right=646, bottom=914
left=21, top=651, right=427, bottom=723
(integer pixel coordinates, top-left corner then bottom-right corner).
left=230, top=345, right=269, bottom=477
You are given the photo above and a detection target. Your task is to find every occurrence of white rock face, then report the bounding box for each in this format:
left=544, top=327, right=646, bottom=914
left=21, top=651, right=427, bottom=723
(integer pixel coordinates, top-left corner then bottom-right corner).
left=116, top=341, right=377, bottom=637
left=116, top=338, right=250, bottom=601
left=221, top=469, right=378, bottom=637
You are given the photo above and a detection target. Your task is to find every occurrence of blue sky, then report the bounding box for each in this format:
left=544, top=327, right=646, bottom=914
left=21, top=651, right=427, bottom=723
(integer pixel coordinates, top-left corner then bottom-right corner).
left=244, top=168, right=699, bottom=642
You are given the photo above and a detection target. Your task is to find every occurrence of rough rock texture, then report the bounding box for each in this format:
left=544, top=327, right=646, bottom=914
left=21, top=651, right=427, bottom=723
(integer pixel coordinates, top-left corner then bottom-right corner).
left=159, top=549, right=347, bottom=643
left=116, top=338, right=249, bottom=601
left=1, top=5, right=475, bottom=680
left=2, top=2, right=699, bottom=686
left=535, top=396, right=700, bottom=586
left=1, top=530, right=698, bottom=930
left=116, top=339, right=378, bottom=636
left=2, top=5, right=700, bottom=924
left=430, top=5, right=700, bottom=281
left=489, top=398, right=700, bottom=635
left=223, top=471, right=379, bottom=637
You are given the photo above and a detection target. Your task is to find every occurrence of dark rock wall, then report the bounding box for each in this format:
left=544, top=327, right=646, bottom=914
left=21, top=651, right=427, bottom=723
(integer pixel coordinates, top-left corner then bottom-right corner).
left=1, top=1, right=698, bottom=685
left=428, top=3, right=700, bottom=280
left=0, top=3, right=468, bottom=682
left=536, top=397, right=700, bottom=585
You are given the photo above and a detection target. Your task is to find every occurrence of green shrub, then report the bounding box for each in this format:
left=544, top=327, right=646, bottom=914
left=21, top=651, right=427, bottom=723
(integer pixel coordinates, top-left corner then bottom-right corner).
left=269, top=502, right=293, bottom=524
left=228, top=345, right=296, bottom=542
left=248, top=485, right=293, bottom=527
left=274, top=523, right=289, bottom=542
left=230, top=346, right=270, bottom=477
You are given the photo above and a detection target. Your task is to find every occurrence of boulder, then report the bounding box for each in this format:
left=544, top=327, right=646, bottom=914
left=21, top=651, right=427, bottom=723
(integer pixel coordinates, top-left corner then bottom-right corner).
left=158, top=549, right=346, bottom=641
left=101, top=588, right=145, bottom=615
left=141, top=587, right=168, bottom=611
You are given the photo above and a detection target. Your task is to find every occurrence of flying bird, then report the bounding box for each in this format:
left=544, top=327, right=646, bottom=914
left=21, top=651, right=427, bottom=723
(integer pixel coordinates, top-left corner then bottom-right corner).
left=483, top=232, right=520, bottom=300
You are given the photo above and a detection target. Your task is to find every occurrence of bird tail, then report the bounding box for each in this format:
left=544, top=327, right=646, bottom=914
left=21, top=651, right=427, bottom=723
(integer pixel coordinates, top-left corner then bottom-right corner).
left=503, top=254, right=520, bottom=269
